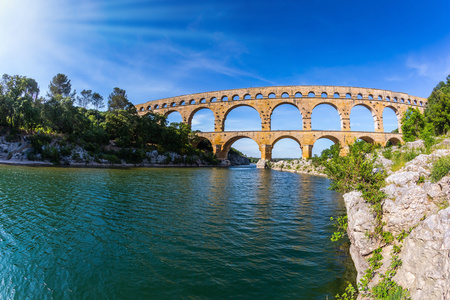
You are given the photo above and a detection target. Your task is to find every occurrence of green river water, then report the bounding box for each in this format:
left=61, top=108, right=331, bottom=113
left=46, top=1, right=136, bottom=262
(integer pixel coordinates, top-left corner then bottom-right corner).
left=0, top=164, right=355, bottom=299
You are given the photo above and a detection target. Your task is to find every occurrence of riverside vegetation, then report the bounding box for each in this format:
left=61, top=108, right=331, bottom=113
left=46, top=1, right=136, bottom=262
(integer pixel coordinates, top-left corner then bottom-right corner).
left=323, top=76, right=450, bottom=299
left=0, top=73, right=226, bottom=166
left=267, top=75, right=450, bottom=299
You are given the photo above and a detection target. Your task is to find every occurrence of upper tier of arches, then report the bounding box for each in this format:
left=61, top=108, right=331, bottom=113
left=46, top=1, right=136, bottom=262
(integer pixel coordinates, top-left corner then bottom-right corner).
left=136, top=85, right=427, bottom=113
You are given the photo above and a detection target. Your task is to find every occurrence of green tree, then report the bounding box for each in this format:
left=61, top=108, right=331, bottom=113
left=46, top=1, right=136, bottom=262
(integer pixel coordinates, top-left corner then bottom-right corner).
left=48, top=73, right=75, bottom=98
left=77, top=89, right=93, bottom=108
left=108, top=87, right=134, bottom=111
left=91, top=92, right=105, bottom=124
left=0, top=74, right=40, bottom=130
left=425, top=76, right=450, bottom=135
left=401, top=108, right=425, bottom=142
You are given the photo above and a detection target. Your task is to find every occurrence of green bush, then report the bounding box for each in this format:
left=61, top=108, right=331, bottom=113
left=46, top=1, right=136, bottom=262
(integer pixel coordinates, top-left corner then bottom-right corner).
left=383, top=148, right=392, bottom=160
left=59, top=146, right=72, bottom=157
left=41, top=145, right=61, bottom=164
left=28, top=133, right=52, bottom=153
left=101, top=154, right=121, bottom=164
left=431, top=155, right=450, bottom=182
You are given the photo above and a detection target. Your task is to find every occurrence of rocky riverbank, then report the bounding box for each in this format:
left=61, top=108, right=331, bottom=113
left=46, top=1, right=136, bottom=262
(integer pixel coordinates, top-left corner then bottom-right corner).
left=345, top=138, right=450, bottom=299
left=0, top=135, right=246, bottom=168
left=259, top=158, right=326, bottom=176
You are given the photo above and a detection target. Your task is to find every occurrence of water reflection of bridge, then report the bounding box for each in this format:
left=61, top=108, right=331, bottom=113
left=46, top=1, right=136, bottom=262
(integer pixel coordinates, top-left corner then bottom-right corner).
left=135, top=85, right=426, bottom=160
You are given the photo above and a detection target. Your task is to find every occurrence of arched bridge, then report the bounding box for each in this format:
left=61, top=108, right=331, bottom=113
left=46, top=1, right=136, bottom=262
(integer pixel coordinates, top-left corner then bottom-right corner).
left=135, top=86, right=426, bottom=161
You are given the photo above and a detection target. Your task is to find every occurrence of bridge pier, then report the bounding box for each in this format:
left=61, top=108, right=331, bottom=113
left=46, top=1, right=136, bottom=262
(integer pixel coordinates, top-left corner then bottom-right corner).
left=259, top=144, right=272, bottom=161
left=212, top=144, right=228, bottom=161
left=341, top=117, right=350, bottom=131
left=301, top=144, right=313, bottom=159
left=302, top=117, right=311, bottom=130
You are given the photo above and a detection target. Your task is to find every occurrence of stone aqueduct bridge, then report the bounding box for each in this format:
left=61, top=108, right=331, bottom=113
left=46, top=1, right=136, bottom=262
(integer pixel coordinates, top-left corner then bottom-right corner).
left=135, top=86, right=426, bottom=160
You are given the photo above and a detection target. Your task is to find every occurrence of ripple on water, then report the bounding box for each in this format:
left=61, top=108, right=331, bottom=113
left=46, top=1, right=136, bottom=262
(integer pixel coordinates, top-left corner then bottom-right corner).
left=0, top=165, right=355, bottom=299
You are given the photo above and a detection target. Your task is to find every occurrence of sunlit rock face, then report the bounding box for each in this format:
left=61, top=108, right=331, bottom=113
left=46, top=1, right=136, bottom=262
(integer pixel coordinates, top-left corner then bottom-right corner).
left=394, top=206, right=450, bottom=300
left=342, top=139, right=450, bottom=298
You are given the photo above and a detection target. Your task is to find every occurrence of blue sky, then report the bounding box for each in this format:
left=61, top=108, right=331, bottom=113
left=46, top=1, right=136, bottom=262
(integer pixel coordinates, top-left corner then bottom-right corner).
left=1, top=0, right=450, bottom=158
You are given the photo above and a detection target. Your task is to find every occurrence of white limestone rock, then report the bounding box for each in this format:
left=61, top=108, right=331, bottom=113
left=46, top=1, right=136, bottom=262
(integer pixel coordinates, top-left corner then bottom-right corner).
left=344, top=191, right=380, bottom=281
left=385, top=171, right=420, bottom=186
left=405, top=140, right=425, bottom=149
left=394, top=207, right=450, bottom=300
left=382, top=183, right=439, bottom=236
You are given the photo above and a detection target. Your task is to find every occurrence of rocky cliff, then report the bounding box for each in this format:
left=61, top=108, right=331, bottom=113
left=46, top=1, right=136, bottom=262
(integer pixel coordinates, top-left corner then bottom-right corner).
left=344, top=139, right=450, bottom=299
left=227, top=152, right=250, bottom=165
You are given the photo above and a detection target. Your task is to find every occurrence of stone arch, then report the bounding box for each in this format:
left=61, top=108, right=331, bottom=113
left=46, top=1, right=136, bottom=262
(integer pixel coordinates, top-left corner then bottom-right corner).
left=154, top=104, right=159, bottom=109
left=223, top=104, right=262, bottom=131
left=271, top=135, right=302, bottom=148
left=166, top=110, right=183, bottom=124
left=256, top=93, right=263, bottom=99
left=244, top=94, right=251, bottom=100
left=189, top=99, right=195, bottom=105
left=188, top=107, right=215, bottom=131
left=383, top=106, right=401, bottom=133
left=139, top=107, right=144, bottom=112
left=281, top=92, right=289, bottom=98
left=192, top=135, right=212, bottom=147
left=346, top=93, right=352, bottom=99
left=220, top=136, right=261, bottom=160
left=268, top=92, right=276, bottom=99
left=180, top=100, right=186, bottom=106
left=357, top=93, right=363, bottom=99
left=311, top=135, right=342, bottom=157
left=162, top=103, right=168, bottom=108
left=334, top=92, right=340, bottom=98
left=313, top=134, right=341, bottom=145
left=270, top=102, right=302, bottom=130
left=350, top=103, right=377, bottom=132
left=295, top=92, right=302, bottom=97
left=146, top=105, right=151, bottom=111
left=386, top=137, right=401, bottom=146
left=222, top=96, right=229, bottom=101
left=311, top=102, right=342, bottom=130
left=368, top=94, right=373, bottom=100
left=171, top=102, right=176, bottom=107
left=321, top=92, right=328, bottom=98
left=232, top=95, right=240, bottom=100
left=210, top=97, right=217, bottom=102
left=357, top=136, right=375, bottom=144
left=271, top=136, right=303, bottom=159
left=308, top=91, right=315, bottom=97
left=200, top=98, right=206, bottom=104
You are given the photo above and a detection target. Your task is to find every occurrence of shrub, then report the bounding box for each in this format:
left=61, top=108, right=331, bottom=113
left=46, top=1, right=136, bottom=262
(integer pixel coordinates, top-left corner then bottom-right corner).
left=101, top=154, right=121, bottom=164
left=431, top=155, right=450, bottom=182
left=383, top=148, right=392, bottom=160
left=28, top=133, right=52, bottom=153
left=391, top=149, right=422, bottom=172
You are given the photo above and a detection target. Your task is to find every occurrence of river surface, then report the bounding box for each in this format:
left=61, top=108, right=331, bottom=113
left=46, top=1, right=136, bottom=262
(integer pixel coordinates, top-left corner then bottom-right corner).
left=0, top=164, right=355, bottom=299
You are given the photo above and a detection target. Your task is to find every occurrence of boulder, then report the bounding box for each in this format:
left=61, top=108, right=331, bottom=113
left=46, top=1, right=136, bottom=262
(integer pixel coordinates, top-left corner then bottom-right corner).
left=385, top=171, right=419, bottom=186
left=405, top=140, right=425, bottom=149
